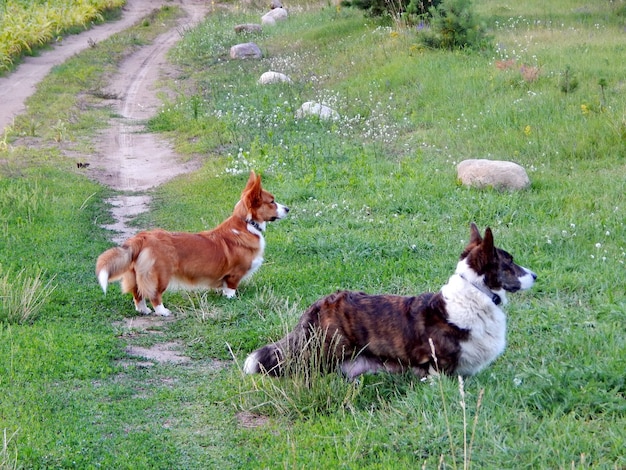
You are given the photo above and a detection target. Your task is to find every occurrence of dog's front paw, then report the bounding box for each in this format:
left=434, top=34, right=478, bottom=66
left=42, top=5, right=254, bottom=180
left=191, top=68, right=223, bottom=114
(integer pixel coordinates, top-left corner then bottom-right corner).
left=154, top=305, right=172, bottom=316
left=223, top=287, right=237, bottom=299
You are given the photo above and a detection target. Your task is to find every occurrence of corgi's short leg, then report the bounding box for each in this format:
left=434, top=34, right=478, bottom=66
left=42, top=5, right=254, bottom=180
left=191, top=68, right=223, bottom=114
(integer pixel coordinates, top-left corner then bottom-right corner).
left=223, top=287, right=237, bottom=299
left=134, top=298, right=152, bottom=315
left=149, top=290, right=171, bottom=316
left=222, top=276, right=241, bottom=299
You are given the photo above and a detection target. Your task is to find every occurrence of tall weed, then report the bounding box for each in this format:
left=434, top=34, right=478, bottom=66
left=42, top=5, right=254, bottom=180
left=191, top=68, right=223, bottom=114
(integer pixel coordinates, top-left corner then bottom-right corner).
left=0, top=267, right=56, bottom=324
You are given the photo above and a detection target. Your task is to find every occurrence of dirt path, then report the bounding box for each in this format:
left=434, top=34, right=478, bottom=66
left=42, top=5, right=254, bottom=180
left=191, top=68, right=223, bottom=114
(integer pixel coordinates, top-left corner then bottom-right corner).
left=92, top=0, right=212, bottom=242
left=0, top=0, right=217, bottom=364
left=0, top=0, right=213, bottom=244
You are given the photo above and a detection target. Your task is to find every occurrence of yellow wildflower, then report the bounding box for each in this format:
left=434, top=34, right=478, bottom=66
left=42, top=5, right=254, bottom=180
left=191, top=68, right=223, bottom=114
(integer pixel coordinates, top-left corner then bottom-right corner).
left=524, top=125, right=531, bottom=136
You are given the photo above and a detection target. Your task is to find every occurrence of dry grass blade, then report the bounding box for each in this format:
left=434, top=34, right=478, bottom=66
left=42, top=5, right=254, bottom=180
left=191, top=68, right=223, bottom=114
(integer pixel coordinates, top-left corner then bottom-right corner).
left=0, top=428, right=19, bottom=470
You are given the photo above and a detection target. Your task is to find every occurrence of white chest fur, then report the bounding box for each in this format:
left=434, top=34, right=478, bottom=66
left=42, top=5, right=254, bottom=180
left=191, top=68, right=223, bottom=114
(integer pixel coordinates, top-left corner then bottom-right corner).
left=243, top=222, right=266, bottom=280
left=441, top=274, right=507, bottom=376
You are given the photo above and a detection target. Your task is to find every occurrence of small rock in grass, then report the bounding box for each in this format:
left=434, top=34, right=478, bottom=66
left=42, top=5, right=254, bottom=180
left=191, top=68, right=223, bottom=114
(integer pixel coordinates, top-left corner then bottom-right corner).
left=258, top=71, right=292, bottom=85
left=230, top=42, right=263, bottom=60
left=234, top=24, right=263, bottom=34
left=295, top=102, right=340, bottom=121
left=457, top=159, right=530, bottom=191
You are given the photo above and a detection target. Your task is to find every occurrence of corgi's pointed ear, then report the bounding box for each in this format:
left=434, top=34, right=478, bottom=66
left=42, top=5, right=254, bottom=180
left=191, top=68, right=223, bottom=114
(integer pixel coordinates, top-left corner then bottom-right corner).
left=246, top=170, right=257, bottom=188
left=243, top=171, right=262, bottom=194
left=482, top=227, right=496, bottom=256
left=469, top=222, right=482, bottom=244
left=241, top=171, right=262, bottom=216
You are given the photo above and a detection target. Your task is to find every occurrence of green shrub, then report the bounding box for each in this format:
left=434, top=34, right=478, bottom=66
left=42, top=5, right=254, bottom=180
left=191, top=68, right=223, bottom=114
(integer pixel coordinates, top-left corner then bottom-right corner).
left=418, top=0, right=492, bottom=50
left=340, top=0, right=443, bottom=24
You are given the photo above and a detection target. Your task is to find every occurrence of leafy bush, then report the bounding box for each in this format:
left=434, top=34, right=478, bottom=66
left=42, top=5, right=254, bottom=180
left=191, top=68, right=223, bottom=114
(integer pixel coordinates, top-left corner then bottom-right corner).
left=340, top=0, right=443, bottom=24
left=418, top=0, right=491, bottom=50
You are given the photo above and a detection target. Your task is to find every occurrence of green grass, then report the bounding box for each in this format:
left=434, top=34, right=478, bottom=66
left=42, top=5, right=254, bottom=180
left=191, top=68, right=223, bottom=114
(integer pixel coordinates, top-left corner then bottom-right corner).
left=1, top=0, right=625, bottom=468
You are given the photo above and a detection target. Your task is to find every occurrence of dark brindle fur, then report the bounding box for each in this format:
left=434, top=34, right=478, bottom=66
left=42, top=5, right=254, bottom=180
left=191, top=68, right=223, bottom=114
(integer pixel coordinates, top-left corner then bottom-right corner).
left=244, top=223, right=536, bottom=379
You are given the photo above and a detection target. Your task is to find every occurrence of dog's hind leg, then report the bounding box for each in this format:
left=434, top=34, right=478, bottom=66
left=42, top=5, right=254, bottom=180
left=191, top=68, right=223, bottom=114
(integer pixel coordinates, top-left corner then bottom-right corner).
left=121, top=272, right=152, bottom=314
left=142, top=281, right=171, bottom=316
left=134, top=297, right=152, bottom=315
left=340, top=356, right=387, bottom=379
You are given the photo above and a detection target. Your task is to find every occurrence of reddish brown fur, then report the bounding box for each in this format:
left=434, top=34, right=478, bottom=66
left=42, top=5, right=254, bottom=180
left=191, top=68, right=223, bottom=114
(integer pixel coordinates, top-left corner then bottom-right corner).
left=96, top=171, right=288, bottom=314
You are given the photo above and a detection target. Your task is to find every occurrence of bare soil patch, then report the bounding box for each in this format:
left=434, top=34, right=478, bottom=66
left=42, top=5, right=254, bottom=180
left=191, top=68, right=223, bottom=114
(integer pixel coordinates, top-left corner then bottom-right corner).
left=236, top=411, right=271, bottom=429
left=126, top=342, right=192, bottom=365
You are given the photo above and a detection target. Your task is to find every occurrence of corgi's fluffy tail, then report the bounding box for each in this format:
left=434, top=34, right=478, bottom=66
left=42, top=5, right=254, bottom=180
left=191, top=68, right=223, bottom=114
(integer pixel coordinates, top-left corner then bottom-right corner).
left=244, top=301, right=324, bottom=376
left=243, top=338, right=290, bottom=376
left=95, top=238, right=142, bottom=293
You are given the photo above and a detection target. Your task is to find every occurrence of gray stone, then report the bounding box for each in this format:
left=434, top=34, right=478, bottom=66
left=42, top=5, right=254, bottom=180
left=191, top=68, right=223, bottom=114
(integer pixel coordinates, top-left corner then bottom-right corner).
left=457, top=159, right=530, bottom=190
left=229, top=42, right=263, bottom=60
left=262, top=7, right=288, bottom=25
left=234, top=24, right=262, bottom=34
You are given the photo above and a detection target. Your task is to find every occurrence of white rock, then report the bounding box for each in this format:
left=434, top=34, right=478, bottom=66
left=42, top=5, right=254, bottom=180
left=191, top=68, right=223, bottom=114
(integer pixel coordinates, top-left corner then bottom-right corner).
left=258, top=71, right=292, bottom=85
left=295, top=102, right=340, bottom=121
left=457, top=159, right=530, bottom=190
left=262, top=7, right=288, bottom=25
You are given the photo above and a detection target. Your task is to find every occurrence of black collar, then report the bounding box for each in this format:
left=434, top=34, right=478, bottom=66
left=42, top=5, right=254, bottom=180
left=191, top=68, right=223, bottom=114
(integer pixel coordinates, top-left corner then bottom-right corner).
left=246, top=219, right=264, bottom=232
left=459, top=274, right=501, bottom=305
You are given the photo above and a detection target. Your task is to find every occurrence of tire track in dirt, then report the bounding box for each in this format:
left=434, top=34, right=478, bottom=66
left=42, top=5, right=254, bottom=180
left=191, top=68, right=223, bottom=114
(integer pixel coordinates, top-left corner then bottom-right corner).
left=93, top=1, right=213, bottom=365
left=1, top=0, right=224, bottom=370
left=94, top=0, right=212, bottom=243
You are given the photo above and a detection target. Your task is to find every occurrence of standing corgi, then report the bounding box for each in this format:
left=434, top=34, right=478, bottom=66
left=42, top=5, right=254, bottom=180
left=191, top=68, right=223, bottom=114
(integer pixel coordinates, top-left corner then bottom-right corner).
left=96, top=171, right=289, bottom=316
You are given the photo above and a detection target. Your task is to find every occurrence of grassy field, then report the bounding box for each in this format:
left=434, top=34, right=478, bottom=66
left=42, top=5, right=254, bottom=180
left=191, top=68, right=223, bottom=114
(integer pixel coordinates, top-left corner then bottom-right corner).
left=1, top=0, right=625, bottom=468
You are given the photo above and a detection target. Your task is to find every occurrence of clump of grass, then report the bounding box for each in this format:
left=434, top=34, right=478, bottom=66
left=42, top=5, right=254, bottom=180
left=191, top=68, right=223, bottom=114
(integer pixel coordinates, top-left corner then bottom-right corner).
left=429, top=338, right=485, bottom=469
left=0, top=428, right=19, bottom=470
left=560, top=65, right=578, bottom=93
left=0, top=180, right=49, bottom=226
left=181, top=291, right=226, bottom=323
left=0, top=267, right=56, bottom=324
left=236, top=316, right=363, bottom=420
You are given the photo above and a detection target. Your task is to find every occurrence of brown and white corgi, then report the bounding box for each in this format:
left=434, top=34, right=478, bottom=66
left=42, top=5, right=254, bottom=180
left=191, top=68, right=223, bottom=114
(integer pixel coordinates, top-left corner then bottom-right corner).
left=244, top=223, right=536, bottom=378
left=96, top=171, right=289, bottom=316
